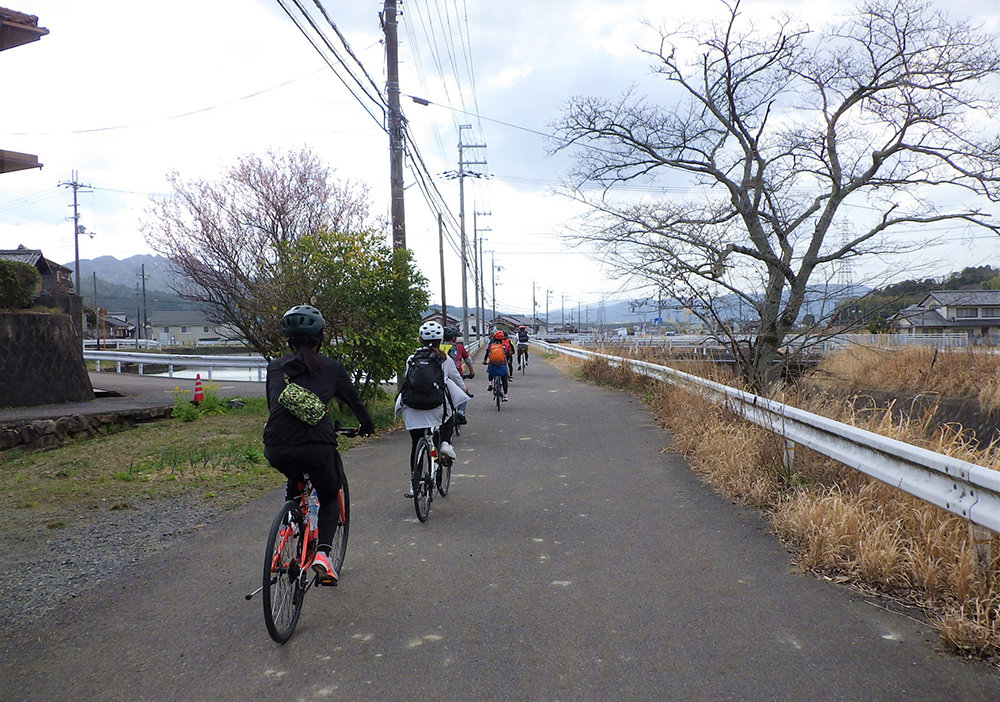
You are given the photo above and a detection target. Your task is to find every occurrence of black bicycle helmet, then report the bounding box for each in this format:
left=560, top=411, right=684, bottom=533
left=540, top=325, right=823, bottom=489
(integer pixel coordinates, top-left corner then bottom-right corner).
left=281, top=304, right=325, bottom=338
left=443, top=325, right=459, bottom=341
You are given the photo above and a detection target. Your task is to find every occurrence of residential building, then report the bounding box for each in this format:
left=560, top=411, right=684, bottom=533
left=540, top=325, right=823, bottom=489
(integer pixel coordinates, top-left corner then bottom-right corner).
left=421, top=309, right=462, bottom=329
left=0, top=246, right=73, bottom=295
left=490, top=314, right=546, bottom=334
left=888, top=290, right=1000, bottom=345
left=1, top=7, right=47, bottom=175
left=151, top=310, right=244, bottom=347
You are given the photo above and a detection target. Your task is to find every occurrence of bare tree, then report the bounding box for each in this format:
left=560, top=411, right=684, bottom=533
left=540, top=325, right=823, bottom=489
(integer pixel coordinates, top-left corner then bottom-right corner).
left=555, top=0, right=1000, bottom=389
left=142, top=147, right=380, bottom=352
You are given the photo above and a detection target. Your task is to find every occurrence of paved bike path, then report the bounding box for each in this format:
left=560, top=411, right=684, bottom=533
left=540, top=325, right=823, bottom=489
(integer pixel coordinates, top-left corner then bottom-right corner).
left=2, top=357, right=999, bottom=700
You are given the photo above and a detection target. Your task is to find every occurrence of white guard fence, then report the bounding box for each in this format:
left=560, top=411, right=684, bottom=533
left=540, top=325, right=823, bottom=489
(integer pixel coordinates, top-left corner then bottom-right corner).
left=83, top=350, right=268, bottom=381
left=536, top=341, right=1000, bottom=536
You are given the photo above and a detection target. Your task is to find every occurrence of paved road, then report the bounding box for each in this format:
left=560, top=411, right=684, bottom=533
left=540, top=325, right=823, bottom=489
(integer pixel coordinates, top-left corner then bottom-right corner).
left=0, top=371, right=267, bottom=426
left=2, top=358, right=999, bottom=700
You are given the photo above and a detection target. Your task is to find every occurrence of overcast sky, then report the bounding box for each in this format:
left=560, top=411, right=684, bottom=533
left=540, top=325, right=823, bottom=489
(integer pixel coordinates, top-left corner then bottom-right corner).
left=3, top=0, right=1000, bottom=319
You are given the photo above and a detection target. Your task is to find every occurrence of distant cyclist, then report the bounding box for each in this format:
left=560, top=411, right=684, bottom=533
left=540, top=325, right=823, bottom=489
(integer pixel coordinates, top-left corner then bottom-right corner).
left=263, top=304, right=375, bottom=585
left=442, top=326, right=471, bottom=424
left=483, top=330, right=510, bottom=401
left=515, top=324, right=530, bottom=370
left=501, top=329, right=516, bottom=380
left=397, top=321, right=471, bottom=494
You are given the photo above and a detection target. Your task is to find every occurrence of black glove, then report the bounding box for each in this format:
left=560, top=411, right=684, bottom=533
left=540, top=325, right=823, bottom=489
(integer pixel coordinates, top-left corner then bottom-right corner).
left=359, top=421, right=376, bottom=437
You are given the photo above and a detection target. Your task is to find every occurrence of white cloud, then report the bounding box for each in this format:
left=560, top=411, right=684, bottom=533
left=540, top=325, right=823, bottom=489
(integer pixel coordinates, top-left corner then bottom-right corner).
left=3, top=0, right=1000, bottom=317
left=488, top=64, right=534, bottom=90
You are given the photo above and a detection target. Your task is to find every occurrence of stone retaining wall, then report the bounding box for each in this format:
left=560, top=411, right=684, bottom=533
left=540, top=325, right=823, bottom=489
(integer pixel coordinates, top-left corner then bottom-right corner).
left=0, top=309, right=93, bottom=407
left=0, top=407, right=172, bottom=453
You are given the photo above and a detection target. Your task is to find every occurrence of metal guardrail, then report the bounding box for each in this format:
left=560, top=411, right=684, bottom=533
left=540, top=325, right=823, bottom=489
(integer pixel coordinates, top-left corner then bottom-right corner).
left=84, top=339, right=163, bottom=350
left=83, top=350, right=268, bottom=381
left=537, top=341, right=1000, bottom=535
left=568, top=332, right=970, bottom=352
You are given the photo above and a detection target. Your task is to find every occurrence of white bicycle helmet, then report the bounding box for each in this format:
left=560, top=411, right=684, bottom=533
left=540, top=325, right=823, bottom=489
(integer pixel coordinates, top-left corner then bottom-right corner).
left=419, top=320, right=445, bottom=341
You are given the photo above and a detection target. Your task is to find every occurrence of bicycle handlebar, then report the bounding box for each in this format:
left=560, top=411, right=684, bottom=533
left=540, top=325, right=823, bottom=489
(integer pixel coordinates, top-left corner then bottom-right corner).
left=333, top=421, right=363, bottom=438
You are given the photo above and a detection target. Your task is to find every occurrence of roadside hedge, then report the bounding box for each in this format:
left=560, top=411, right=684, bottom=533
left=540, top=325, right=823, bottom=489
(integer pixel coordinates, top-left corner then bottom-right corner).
left=0, top=260, right=41, bottom=309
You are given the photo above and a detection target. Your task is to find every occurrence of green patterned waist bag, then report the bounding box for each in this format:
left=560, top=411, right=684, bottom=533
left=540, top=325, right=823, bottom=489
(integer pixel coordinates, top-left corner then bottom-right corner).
left=278, top=376, right=327, bottom=425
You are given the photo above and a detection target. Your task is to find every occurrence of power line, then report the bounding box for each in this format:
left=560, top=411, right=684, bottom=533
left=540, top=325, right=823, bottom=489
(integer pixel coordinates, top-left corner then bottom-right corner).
left=6, top=70, right=327, bottom=137
left=274, top=0, right=387, bottom=130
left=309, top=0, right=386, bottom=106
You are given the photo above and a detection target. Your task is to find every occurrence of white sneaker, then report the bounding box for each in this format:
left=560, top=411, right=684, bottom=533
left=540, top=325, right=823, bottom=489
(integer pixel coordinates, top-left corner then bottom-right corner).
left=440, top=441, right=457, bottom=459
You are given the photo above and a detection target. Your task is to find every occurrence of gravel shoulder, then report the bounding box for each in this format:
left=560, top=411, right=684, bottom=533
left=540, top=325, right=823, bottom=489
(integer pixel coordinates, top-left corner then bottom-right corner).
left=0, top=493, right=238, bottom=633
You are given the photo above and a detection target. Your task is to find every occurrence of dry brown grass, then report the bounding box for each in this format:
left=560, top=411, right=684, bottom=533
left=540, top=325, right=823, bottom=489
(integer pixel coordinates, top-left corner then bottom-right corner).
left=812, top=345, right=1000, bottom=414
left=574, top=348, right=1000, bottom=661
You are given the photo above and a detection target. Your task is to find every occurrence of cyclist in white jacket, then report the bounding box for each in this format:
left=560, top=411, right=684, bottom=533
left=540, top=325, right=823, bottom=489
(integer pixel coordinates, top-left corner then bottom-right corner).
left=395, top=321, right=471, bottom=494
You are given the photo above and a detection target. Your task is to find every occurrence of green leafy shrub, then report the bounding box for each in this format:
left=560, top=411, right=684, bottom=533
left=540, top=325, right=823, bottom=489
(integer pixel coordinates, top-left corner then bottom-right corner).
left=170, top=382, right=247, bottom=421
left=0, top=260, right=41, bottom=309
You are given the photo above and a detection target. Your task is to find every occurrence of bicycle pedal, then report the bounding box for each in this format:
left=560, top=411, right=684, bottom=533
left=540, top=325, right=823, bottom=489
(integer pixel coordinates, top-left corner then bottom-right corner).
left=318, top=575, right=338, bottom=587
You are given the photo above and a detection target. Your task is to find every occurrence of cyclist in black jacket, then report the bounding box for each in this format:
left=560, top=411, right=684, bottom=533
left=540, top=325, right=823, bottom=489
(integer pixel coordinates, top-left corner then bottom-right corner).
left=263, top=304, right=375, bottom=585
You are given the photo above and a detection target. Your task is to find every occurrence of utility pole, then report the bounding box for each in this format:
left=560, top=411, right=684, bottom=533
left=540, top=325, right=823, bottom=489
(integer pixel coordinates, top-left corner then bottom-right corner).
left=490, top=251, right=498, bottom=318
left=456, top=124, right=486, bottom=341
left=59, top=171, right=92, bottom=335
left=546, top=290, right=552, bottom=334
left=474, top=210, right=491, bottom=338
left=562, top=293, right=567, bottom=331
left=135, top=282, right=141, bottom=342
left=138, top=264, right=148, bottom=342
left=479, top=236, right=487, bottom=332
left=59, top=171, right=92, bottom=297
left=383, top=0, right=405, bottom=249
left=438, top=213, right=447, bottom=321
left=532, top=281, right=537, bottom=332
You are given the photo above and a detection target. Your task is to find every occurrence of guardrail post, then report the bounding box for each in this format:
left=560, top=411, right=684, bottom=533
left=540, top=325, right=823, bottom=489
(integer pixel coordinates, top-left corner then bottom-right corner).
left=970, top=523, right=993, bottom=572
left=782, top=439, right=796, bottom=472
left=116, top=361, right=122, bottom=373
left=138, top=363, right=144, bottom=376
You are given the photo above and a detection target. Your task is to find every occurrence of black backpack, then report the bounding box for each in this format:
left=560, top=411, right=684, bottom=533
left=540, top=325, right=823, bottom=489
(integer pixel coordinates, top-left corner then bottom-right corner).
left=401, top=347, right=446, bottom=410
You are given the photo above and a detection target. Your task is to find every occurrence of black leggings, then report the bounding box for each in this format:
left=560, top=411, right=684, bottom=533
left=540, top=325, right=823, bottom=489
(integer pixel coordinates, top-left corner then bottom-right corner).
left=264, top=442, right=344, bottom=554
left=408, top=416, right=454, bottom=468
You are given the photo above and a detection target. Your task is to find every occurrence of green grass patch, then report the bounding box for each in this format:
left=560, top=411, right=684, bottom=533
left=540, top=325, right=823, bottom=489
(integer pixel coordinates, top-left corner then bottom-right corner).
left=0, top=392, right=400, bottom=538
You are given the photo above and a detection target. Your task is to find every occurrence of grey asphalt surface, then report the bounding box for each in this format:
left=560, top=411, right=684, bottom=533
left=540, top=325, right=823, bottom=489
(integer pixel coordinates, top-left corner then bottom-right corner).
left=2, top=358, right=999, bottom=700
left=0, top=371, right=267, bottom=426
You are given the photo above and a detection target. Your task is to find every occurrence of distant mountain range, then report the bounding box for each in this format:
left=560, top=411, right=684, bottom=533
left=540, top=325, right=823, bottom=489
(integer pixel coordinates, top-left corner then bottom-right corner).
left=67, top=254, right=190, bottom=316
left=70, top=253, right=871, bottom=325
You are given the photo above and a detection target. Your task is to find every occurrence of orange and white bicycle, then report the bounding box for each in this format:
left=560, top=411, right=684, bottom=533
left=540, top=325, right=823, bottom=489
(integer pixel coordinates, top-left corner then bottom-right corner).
left=248, top=425, right=356, bottom=644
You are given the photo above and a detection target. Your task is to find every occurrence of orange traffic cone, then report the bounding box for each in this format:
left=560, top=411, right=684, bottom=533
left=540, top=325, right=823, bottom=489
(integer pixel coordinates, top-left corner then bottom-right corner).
left=193, top=373, right=205, bottom=405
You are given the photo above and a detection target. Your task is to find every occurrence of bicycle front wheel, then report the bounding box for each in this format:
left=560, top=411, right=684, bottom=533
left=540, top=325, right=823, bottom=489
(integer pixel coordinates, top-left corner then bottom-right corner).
left=412, top=436, right=433, bottom=522
left=329, top=475, right=350, bottom=575
left=263, top=500, right=305, bottom=644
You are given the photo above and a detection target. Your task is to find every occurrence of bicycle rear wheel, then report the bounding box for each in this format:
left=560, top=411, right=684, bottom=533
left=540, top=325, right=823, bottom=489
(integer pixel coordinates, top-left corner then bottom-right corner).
left=329, top=475, right=350, bottom=574
left=495, top=384, right=502, bottom=410
left=263, top=500, right=306, bottom=644
left=412, top=435, right=433, bottom=522
left=437, top=455, right=452, bottom=496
